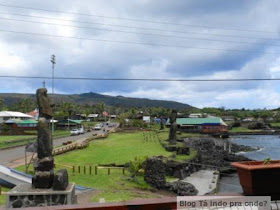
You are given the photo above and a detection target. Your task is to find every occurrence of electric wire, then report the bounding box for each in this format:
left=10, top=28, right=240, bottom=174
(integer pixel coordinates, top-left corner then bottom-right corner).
left=0, top=11, right=280, bottom=42
left=1, top=16, right=280, bottom=47
left=0, top=29, right=279, bottom=55
left=0, top=3, right=278, bottom=34
left=3, top=75, right=280, bottom=82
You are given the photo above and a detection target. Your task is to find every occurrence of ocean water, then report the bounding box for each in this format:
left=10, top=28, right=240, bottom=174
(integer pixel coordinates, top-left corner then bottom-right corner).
left=230, top=135, right=280, bottom=160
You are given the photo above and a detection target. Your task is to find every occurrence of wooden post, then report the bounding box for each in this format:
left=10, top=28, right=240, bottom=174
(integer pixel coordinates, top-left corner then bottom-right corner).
left=84, top=166, right=86, bottom=174
left=108, top=168, right=110, bottom=175
left=78, top=166, right=80, bottom=173
left=89, top=166, right=92, bottom=175
left=95, top=166, right=97, bottom=175
left=122, top=168, right=125, bottom=174
left=73, top=166, right=75, bottom=173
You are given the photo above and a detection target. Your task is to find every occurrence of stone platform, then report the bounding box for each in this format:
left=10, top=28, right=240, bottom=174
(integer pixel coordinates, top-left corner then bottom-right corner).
left=6, top=183, right=76, bottom=208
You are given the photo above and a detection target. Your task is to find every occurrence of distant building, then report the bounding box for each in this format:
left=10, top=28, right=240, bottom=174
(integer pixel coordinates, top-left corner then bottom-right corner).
left=27, top=109, right=39, bottom=120
left=56, top=119, right=83, bottom=130
left=0, top=111, right=34, bottom=124
left=143, top=116, right=151, bottom=123
left=5, top=119, right=38, bottom=130
left=166, top=117, right=228, bottom=134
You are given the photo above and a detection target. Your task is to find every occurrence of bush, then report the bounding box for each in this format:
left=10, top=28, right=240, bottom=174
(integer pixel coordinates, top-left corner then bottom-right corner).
left=247, top=122, right=265, bottom=130
left=128, top=156, right=147, bottom=182
left=231, top=122, right=241, bottom=127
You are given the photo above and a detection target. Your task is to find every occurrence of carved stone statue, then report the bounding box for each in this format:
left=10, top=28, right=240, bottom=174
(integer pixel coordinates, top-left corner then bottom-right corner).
left=160, top=116, right=164, bottom=130
left=32, top=88, right=68, bottom=190
left=168, top=109, right=177, bottom=144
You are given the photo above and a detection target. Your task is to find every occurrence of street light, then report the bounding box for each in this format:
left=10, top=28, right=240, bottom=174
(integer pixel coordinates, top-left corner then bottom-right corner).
left=50, top=55, right=56, bottom=133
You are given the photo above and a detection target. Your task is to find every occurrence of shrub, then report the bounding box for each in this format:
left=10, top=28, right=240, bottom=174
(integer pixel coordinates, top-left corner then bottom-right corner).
left=128, top=156, right=147, bottom=182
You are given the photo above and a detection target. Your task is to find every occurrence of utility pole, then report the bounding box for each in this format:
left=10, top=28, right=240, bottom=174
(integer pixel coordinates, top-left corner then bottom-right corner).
left=50, top=55, right=56, bottom=133
left=50, top=55, right=56, bottom=95
left=42, top=80, right=46, bottom=88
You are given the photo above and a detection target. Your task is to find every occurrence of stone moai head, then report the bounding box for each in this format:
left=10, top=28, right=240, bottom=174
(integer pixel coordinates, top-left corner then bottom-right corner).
left=36, top=88, right=54, bottom=118
left=170, top=109, right=177, bottom=124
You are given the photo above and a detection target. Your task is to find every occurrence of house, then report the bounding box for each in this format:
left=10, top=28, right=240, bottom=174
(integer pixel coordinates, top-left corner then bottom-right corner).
left=56, top=119, right=83, bottom=130
left=5, top=119, right=38, bottom=130
left=27, top=109, right=39, bottom=120
left=143, top=116, right=151, bottom=123
left=166, top=117, right=228, bottom=134
left=0, top=111, right=34, bottom=124
left=88, top=114, right=99, bottom=121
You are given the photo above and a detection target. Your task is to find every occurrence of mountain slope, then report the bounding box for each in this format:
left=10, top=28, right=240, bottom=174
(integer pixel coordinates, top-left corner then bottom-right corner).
left=0, top=92, right=192, bottom=109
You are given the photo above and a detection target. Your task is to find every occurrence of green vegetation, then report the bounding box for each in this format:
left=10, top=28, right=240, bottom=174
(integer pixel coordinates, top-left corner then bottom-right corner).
left=229, top=127, right=260, bottom=133
left=0, top=186, right=9, bottom=206
left=15, top=131, right=196, bottom=202
left=0, top=130, right=70, bottom=149
left=55, top=132, right=172, bottom=165
left=271, top=122, right=280, bottom=128
left=0, top=135, right=34, bottom=142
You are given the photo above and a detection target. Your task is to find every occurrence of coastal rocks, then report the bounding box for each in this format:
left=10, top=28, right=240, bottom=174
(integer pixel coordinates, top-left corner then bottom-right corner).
left=164, top=158, right=200, bottom=179
left=166, top=181, right=198, bottom=196
left=144, top=156, right=166, bottom=189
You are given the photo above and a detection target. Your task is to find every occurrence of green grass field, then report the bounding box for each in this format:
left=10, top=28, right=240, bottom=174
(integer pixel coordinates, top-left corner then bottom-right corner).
left=0, top=135, right=34, bottom=142
left=55, top=132, right=172, bottom=165
left=229, top=127, right=260, bottom=133
left=271, top=122, right=280, bottom=127
left=15, top=131, right=196, bottom=202
left=0, top=186, right=9, bottom=206
left=0, top=130, right=70, bottom=149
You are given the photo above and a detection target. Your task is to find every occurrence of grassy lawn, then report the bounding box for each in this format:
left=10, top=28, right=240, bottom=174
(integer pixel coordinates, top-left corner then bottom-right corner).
left=271, top=122, right=280, bottom=128
left=15, top=131, right=196, bottom=203
left=55, top=132, right=172, bottom=165
left=0, top=186, right=9, bottom=206
left=0, top=130, right=70, bottom=149
left=0, top=135, right=34, bottom=142
left=229, top=127, right=260, bottom=133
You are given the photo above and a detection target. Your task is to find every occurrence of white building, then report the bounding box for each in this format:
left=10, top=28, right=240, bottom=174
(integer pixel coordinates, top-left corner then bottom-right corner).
left=0, top=111, right=34, bottom=124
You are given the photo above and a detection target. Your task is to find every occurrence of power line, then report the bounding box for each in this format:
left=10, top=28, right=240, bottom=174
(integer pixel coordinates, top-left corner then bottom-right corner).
left=1, top=11, right=280, bottom=42
left=1, top=75, right=280, bottom=82
left=0, top=29, right=279, bottom=55
left=0, top=3, right=278, bottom=35
left=1, top=16, right=280, bottom=47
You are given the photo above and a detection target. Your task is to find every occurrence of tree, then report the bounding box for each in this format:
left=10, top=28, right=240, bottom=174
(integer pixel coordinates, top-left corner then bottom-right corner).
left=0, top=97, right=5, bottom=111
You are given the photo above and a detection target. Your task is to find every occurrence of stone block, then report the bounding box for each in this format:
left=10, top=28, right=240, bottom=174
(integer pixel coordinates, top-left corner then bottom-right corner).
left=53, top=169, right=69, bottom=191
left=32, top=170, right=54, bottom=189
left=6, top=183, right=76, bottom=208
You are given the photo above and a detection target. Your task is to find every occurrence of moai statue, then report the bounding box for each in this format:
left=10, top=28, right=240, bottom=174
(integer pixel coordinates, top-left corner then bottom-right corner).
left=32, top=88, right=69, bottom=190
left=160, top=116, right=164, bottom=130
left=32, top=88, right=54, bottom=189
left=168, top=109, right=177, bottom=144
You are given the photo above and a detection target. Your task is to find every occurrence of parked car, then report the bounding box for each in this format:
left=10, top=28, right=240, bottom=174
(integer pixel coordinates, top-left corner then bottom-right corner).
left=94, top=124, right=102, bottom=130
left=70, top=129, right=80, bottom=135
left=79, top=127, right=85, bottom=134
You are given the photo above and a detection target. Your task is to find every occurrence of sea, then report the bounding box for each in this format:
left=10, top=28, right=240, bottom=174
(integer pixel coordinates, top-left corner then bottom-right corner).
left=218, top=135, right=280, bottom=194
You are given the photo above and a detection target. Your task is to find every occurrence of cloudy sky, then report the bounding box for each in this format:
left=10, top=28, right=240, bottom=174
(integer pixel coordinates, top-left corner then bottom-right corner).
left=1, top=0, right=280, bottom=109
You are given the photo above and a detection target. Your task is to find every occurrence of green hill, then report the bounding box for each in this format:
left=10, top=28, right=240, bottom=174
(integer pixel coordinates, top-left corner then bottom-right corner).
left=0, top=92, right=192, bottom=109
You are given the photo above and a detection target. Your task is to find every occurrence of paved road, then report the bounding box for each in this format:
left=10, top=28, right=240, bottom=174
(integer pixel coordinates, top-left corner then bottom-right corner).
left=0, top=122, right=118, bottom=167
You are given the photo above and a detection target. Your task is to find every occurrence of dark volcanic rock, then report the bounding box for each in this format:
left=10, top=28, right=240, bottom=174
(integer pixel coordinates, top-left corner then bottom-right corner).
left=34, top=157, right=54, bottom=172
left=32, top=171, right=54, bottom=189
left=53, top=169, right=69, bottom=191
left=166, top=181, right=198, bottom=196
left=144, top=156, right=166, bottom=189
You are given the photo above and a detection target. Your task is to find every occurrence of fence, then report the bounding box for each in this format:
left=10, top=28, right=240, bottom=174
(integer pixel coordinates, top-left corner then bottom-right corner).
left=71, top=165, right=125, bottom=175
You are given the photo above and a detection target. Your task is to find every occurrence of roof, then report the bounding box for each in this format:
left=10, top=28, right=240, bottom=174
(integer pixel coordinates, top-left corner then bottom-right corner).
left=166, top=117, right=227, bottom=126
left=17, top=119, right=38, bottom=125
left=0, top=111, right=34, bottom=118
left=57, top=119, right=83, bottom=125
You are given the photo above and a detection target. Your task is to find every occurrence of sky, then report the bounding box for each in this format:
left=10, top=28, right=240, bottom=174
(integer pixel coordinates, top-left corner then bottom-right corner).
left=0, top=0, right=280, bottom=109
